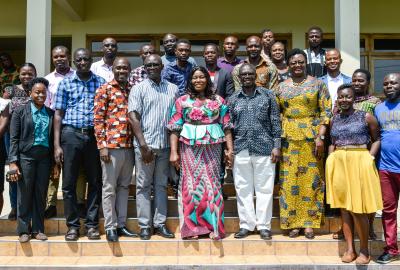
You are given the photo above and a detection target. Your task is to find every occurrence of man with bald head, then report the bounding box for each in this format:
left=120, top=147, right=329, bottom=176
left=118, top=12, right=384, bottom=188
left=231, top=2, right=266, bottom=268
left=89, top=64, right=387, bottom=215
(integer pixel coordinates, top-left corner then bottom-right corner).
left=375, top=73, right=400, bottom=264
left=94, top=57, right=136, bottom=242
left=319, top=49, right=351, bottom=110
left=91, top=37, right=118, bottom=82
left=129, top=44, right=156, bottom=87
left=161, top=33, right=196, bottom=66
left=54, top=48, right=105, bottom=241
left=232, top=36, right=278, bottom=91
left=129, top=54, right=177, bottom=240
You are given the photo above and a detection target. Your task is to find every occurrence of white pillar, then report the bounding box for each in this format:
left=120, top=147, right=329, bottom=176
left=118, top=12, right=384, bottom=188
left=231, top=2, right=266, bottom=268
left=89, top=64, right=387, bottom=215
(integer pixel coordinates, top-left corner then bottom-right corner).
left=26, top=0, right=52, bottom=76
left=335, top=0, right=360, bottom=76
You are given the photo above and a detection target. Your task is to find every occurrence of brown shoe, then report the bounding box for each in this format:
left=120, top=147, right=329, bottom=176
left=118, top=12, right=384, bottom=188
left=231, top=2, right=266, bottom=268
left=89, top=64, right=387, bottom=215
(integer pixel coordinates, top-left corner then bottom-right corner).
left=86, top=228, right=100, bottom=240
left=18, top=234, right=30, bottom=243
left=355, top=253, right=371, bottom=264
left=341, top=251, right=357, bottom=263
left=32, top=232, right=48, bottom=241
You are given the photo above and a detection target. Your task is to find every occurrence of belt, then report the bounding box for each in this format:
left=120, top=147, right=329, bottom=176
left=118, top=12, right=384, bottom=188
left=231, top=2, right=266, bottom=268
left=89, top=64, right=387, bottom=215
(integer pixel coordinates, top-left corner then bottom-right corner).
left=63, top=125, right=94, bottom=134
left=336, top=144, right=367, bottom=150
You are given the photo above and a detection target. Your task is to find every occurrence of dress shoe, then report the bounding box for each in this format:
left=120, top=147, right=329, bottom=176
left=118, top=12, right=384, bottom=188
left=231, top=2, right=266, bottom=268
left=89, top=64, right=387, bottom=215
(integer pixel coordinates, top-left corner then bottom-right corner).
left=44, top=205, right=57, bottom=219
left=65, top=228, right=79, bottom=241
left=106, top=229, right=118, bottom=242
left=139, top=228, right=152, bottom=240
left=234, top=228, right=251, bottom=239
left=117, top=227, right=138, bottom=237
left=259, top=229, right=272, bottom=240
left=155, top=225, right=175, bottom=238
left=32, top=232, right=48, bottom=241
left=19, top=233, right=30, bottom=243
left=8, top=208, right=16, bottom=221
left=86, top=227, right=101, bottom=240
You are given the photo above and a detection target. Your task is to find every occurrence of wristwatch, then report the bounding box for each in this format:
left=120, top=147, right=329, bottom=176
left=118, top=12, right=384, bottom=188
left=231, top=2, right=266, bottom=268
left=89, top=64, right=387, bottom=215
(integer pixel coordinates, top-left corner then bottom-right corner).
left=317, top=135, right=325, bottom=140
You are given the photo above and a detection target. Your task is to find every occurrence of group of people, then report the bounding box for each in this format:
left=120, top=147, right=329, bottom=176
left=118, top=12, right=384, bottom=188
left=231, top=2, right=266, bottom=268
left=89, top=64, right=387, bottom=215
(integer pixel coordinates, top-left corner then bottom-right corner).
left=0, top=26, right=399, bottom=265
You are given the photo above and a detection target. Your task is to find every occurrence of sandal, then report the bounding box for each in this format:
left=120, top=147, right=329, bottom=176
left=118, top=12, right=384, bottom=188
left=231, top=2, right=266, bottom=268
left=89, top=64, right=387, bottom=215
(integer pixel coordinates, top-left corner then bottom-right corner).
left=209, top=232, right=221, bottom=241
left=355, top=253, right=371, bottom=265
left=332, top=228, right=344, bottom=240
left=288, top=228, right=301, bottom=238
left=183, top=235, right=199, bottom=240
left=304, top=229, right=315, bottom=239
left=341, top=251, right=357, bottom=263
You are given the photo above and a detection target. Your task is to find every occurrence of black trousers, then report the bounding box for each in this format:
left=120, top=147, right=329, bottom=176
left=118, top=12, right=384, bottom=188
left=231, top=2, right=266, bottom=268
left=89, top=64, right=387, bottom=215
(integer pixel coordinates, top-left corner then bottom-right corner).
left=61, top=126, right=102, bottom=229
left=17, top=146, right=51, bottom=235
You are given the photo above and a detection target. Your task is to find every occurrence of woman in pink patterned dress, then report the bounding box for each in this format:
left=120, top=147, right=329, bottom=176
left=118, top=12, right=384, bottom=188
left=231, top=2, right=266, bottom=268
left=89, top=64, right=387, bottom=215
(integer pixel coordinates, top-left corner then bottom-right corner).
left=168, top=66, right=233, bottom=240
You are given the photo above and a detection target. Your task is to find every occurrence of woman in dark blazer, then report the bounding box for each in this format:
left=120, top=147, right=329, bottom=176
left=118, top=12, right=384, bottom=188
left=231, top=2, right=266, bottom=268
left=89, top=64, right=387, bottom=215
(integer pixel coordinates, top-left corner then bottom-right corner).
left=8, top=77, right=54, bottom=243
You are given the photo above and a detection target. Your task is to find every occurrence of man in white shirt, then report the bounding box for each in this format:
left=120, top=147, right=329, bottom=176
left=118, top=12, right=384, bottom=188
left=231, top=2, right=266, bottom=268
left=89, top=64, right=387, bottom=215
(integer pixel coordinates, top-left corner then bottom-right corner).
left=319, top=48, right=351, bottom=110
left=90, top=37, right=118, bottom=82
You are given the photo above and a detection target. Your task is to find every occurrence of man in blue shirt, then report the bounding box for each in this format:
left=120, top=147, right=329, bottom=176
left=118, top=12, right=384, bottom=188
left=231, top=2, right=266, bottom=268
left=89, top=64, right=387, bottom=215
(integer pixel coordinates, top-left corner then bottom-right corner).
left=162, top=39, right=195, bottom=96
left=375, top=73, right=400, bottom=264
left=54, top=48, right=106, bottom=241
left=161, top=34, right=197, bottom=67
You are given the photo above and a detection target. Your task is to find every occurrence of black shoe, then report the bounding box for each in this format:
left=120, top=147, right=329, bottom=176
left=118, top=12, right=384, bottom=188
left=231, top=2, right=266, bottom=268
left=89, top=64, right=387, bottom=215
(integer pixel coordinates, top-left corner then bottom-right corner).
left=106, top=229, right=118, bottom=242
left=78, top=203, right=86, bottom=219
left=155, top=225, right=175, bottom=238
left=8, top=208, right=16, bottom=221
left=234, top=228, right=251, bottom=239
left=377, top=252, right=399, bottom=264
left=259, top=229, right=272, bottom=240
left=86, top=227, right=101, bottom=240
left=65, top=228, right=79, bottom=241
left=117, top=227, right=138, bottom=237
left=44, top=205, right=57, bottom=219
left=139, top=228, right=152, bottom=240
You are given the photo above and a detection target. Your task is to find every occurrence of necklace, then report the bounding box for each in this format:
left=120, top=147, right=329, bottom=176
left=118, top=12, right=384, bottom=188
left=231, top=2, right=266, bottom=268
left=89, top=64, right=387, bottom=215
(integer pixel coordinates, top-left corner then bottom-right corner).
left=292, top=77, right=307, bottom=87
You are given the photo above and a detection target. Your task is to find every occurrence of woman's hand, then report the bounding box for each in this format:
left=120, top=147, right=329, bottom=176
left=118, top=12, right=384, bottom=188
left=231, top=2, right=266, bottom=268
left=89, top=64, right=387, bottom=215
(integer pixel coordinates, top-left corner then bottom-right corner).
left=224, top=149, right=234, bottom=169
left=314, top=137, right=325, bottom=160
left=170, top=151, right=180, bottom=170
left=52, top=164, right=61, bottom=179
left=8, top=162, right=21, bottom=182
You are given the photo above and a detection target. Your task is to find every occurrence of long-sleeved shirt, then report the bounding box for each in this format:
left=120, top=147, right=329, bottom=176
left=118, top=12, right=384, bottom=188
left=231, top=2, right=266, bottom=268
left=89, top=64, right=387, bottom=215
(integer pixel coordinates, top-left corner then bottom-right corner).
left=161, top=60, right=194, bottom=96
left=228, top=87, right=281, bottom=156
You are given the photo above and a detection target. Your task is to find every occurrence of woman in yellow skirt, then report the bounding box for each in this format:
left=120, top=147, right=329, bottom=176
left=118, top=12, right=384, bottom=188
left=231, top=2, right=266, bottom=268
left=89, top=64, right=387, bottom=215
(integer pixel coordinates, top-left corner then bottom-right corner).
left=326, top=84, right=382, bottom=264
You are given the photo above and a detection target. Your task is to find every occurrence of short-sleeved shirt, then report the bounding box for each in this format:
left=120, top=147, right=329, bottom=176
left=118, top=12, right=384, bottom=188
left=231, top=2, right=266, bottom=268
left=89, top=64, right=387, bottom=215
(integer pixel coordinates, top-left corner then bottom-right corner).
left=128, top=78, right=178, bottom=149
left=161, top=61, right=194, bottom=96
left=228, top=87, right=281, bottom=156
left=128, top=65, right=147, bottom=87
left=217, top=57, right=242, bottom=74
left=54, top=72, right=106, bottom=128
left=90, top=58, right=114, bottom=82
left=44, top=68, right=75, bottom=109
left=374, top=101, right=400, bottom=173
left=31, top=102, right=50, bottom=148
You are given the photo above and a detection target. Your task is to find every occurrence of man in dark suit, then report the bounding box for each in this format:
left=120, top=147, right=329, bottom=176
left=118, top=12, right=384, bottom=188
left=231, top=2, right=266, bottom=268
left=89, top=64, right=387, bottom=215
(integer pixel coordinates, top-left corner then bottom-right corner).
left=8, top=77, right=55, bottom=243
left=203, top=43, right=234, bottom=99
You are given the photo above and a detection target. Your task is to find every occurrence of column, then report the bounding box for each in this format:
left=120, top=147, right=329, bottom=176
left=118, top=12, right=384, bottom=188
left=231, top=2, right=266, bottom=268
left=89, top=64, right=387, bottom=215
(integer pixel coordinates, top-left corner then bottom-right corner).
left=26, top=0, right=52, bottom=76
left=335, top=0, right=360, bottom=75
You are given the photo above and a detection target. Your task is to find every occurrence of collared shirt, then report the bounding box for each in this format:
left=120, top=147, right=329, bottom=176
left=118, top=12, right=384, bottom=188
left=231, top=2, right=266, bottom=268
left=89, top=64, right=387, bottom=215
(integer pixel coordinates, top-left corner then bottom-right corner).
left=90, top=58, right=114, bottom=82
left=217, top=56, right=242, bottom=73
left=94, top=79, right=132, bottom=149
left=31, top=102, right=50, bottom=148
left=161, top=54, right=197, bottom=67
left=161, top=60, right=194, bottom=96
left=54, top=72, right=106, bottom=128
left=128, top=65, right=147, bottom=87
left=327, top=73, right=344, bottom=109
left=128, top=78, right=178, bottom=149
left=232, top=57, right=279, bottom=91
left=44, top=68, right=75, bottom=109
left=228, top=87, right=281, bottom=156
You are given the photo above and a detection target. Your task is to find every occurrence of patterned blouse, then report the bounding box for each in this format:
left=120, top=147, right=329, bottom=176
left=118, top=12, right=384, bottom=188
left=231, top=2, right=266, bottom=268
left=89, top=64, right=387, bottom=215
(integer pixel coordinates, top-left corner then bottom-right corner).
left=94, top=80, right=132, bottom=149
left=331, top=110, right=370, bottom=146
left=5, top=85, right=30, bottom=113
left=276, top=77, right=332, bottom=140
left=167, top=94, right=231, bottom=145
left=353, top=95, right=381, bottom=114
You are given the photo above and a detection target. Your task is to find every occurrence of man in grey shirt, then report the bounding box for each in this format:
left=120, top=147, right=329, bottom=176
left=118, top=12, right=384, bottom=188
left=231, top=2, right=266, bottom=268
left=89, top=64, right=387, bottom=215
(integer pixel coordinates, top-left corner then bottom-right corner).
left=128, top=54, right=177, bottom=240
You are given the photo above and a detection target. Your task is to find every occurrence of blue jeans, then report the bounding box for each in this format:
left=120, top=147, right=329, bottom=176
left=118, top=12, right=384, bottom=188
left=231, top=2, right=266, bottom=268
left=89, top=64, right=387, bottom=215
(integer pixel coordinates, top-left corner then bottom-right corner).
left=4, top=132, right=17, bottom=210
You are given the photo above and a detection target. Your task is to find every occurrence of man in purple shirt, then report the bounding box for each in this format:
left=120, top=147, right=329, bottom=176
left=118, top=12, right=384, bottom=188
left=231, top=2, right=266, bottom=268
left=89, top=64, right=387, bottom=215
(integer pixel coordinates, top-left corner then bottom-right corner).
left=217, top=36, right=242, bottom=73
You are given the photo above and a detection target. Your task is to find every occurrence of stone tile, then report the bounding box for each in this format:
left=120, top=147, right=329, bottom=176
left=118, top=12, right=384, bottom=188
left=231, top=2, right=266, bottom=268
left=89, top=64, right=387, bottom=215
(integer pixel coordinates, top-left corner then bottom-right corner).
left=16, top=241, right=49, bottom=256
left=6, top=256, right=46, bottom=265
left=44, top=219, right=59, bottom=234
left=125, top=219, right=139, bottom=232
left=245, top=255, right=280, bottom=264
left=75, top=256, right=112, bottom=265
left=0, top=256, right=14, bottom=265
left=81, top=242, right=114, bottom=256
left=307, top=241, right=341, bottom=256
left=0, top=220, right=16, bottom=233
left=309, top=255, right=342, bottom=264
left=210, top=240, right=243, bottom=256
left=49, top=242, right=81, bottom=256
left=224, top=218, right=239, bottom=233
left=211, top=255, right=247, bottom=264
left=275, top=242, right=307, bottom=256
left=271, top=218, right=284, bottom=234
left=277, top=255, right=313, bottom=264
left=146, top=241, right=178, bottom=256
left=113, top=241, right=146, bottom=256
left=143, top=256, right=178, bottom=265
left=166, top=218, right=180, bottom=234
left=178, top=240, right=211, bottom=256
left=41, top=256, right=79, bottom=265
left=0, top=242, right=16, bottom=256
left=178, top=255, right=212, bottom=265
left=243, top=240, right=275, bottom=255
left=370, top=240, right=386, bottom=256
left=109, top=256, right=145, bottom=265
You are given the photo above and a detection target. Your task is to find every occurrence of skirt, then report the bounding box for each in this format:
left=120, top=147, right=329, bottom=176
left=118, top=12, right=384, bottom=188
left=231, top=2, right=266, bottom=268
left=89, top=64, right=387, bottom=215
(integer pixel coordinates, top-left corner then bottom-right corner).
left=178, top=143, right=225, bottom=239
left=325, top=149, right=383, bottom=214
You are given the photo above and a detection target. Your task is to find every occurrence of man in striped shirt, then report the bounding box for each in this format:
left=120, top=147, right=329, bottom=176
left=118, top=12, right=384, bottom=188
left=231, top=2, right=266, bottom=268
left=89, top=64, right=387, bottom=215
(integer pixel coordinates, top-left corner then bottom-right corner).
left=128, top=54, right=178, bottom=240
